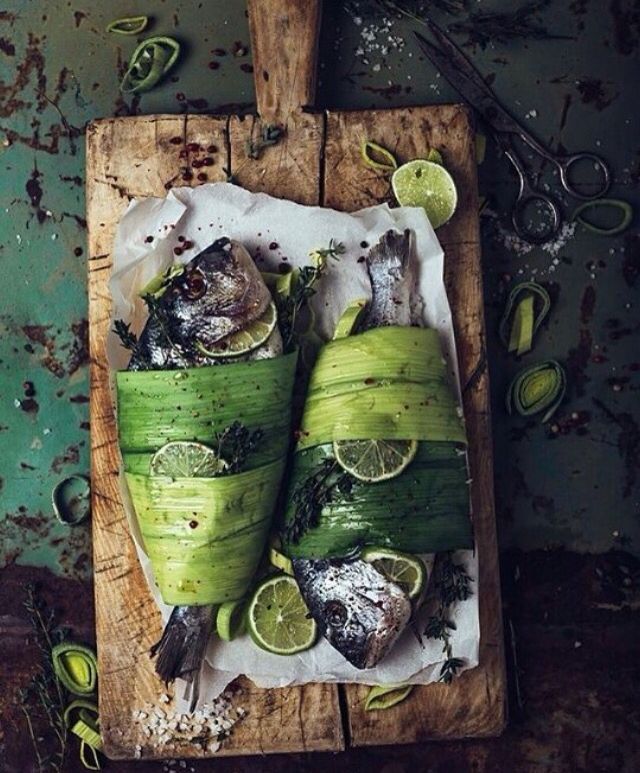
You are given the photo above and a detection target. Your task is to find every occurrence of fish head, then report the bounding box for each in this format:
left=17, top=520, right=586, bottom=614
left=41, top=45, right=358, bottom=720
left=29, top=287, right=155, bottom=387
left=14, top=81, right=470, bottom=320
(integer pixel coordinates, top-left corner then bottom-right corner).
left=161, top=238, right=270, bottom=345
left=293, top=557, right=412, bottom=670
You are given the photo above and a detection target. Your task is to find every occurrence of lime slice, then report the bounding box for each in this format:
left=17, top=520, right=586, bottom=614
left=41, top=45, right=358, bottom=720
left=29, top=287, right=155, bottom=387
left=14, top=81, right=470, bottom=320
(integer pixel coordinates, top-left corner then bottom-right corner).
left=216, top=599, right=247, bottom=641
left=361, top=547, right=427, bottom=599
left=195, top=300, right=277, bottom=359
left=333, top=438, right=418, bottom=483
left=247, top=575, right=317, bottom=655
left=150, top=441, right=228, bottom=477
left=391, top=159, right=458, bottom=229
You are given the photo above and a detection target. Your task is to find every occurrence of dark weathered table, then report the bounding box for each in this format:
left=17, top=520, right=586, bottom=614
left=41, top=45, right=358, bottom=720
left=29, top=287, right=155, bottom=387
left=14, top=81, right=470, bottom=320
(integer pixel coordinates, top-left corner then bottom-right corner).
left=1, top=1, right=639, bottom=770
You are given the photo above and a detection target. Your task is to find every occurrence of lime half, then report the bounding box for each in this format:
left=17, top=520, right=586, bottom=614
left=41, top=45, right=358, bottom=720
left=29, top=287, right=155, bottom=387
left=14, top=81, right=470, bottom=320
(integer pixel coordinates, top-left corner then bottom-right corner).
left=216, top=599, right=247, bottom=641
left=196, top=300, right=277, bottom=359
left=150, top=441, right=228, bottom=477
left=361, top=547, right=427, bottom=599
left=333, top=438, right=418, bottom=483
left=247, top=575, right=317, bottom=655
left=392, top=159, right=457, bottom=229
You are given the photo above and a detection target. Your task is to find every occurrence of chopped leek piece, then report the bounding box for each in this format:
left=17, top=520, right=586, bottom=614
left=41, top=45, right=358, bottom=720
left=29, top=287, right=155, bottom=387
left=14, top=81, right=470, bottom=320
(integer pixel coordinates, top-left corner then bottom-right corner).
left=52, top=474, right=90, bottom=525
left=52, top=643, right=97, bottom=695
left=360, top=140, right=398, bottom=172
left=120, top=36, right=180, bottom=94
left=71, top=719, right=103, bottom=753
left=217, top=599, right=247, bottom=641
left=499, top=281, right=551, bottom=356
left=107, top=15, right=148, bottom=35
left=365, top=683, right=414, bottom=711
left=333, top=299, right=368, bottom=340
left=572, top=198, right=633, bottom=236
left=64, top=699, right=99, bottom=729
left=506, top=360, right=566, bottom=423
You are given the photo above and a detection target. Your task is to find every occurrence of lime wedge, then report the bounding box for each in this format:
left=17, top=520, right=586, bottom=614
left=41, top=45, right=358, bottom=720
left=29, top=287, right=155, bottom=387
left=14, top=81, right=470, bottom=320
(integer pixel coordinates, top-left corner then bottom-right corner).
left=392, top=159, right=457, bottom=229
left=361, top=547, right=427, bottom=599
left=216, top=599, right=247, bottom=641
left=149, top=441, right=228, bottom=477
left=247, top=575, right=317, bottom=655
left=195, top=300, right=277, bottom=359
left=333, top=438, right=418, bottom=483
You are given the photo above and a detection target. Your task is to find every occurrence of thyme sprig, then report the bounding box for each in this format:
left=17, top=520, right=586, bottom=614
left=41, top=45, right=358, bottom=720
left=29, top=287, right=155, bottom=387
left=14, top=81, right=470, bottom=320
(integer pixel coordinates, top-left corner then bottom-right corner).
left=18, top=584, right=69, bottom=773
left=214, top=420, right=264, bottom=475
left=424, top=553, right=473, bottom=683
left=277, top=241, right=344, bottom=351
left=283, top=457, right=356, bottom=544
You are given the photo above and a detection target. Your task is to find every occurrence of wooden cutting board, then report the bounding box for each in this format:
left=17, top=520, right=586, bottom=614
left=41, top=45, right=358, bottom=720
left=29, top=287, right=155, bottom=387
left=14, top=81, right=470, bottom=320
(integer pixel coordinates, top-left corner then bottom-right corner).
left=86, top=0, right=506, bottom=759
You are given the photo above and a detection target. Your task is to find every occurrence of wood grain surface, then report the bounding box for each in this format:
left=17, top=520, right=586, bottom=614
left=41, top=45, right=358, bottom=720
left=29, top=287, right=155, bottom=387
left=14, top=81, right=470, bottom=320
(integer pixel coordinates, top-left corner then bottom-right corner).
left=85, top=0, right=505, bottom=759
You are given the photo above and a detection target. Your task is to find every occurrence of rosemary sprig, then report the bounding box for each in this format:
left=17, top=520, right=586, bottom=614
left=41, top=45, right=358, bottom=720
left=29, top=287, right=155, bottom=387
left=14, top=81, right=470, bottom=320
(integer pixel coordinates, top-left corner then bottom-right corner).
left=213, top=420, right=264, bottom=475
left=113, top=319, right=142, bottom=356
left=283, top=457, right=356, bottom=544
left=366, top=0, right=570, bottom=49
left=423, top=553, right=473, bottom=684
left=449, top=1, right=572, bottom=49
left=19, top=584, right=68, bottom=773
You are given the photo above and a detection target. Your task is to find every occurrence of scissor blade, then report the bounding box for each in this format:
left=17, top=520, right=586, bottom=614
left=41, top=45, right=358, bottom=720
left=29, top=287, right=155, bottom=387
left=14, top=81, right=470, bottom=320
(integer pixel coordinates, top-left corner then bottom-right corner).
left=414, top=28, right=523, bottom=137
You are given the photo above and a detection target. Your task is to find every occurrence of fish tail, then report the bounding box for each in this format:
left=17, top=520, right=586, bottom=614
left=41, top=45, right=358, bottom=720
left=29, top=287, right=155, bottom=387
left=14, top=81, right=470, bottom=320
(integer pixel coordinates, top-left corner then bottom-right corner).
left=150, top=605, right=215, bottom=712
left=366, top=228, right=411, bottom=272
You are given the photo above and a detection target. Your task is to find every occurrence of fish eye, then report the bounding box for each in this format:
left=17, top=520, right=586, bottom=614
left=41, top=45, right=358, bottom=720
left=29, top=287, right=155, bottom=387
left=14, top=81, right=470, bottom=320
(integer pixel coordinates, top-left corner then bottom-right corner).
left=180, top=269, right=207, bottom=300
left=323, top=600, right=348, bottom=627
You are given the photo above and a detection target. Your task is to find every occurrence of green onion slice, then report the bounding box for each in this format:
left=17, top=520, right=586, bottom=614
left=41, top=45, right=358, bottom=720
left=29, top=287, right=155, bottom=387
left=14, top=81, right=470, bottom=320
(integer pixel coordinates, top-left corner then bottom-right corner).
left=365, top=683, right=414, bottom=711
left=120, top=36, right=180, bottom=94
left=571, top=198, right=633, bottom=236
left=505, top=360, right=566, bottom=423
left=106, top=15, right=148, bottom=35
left=499, top=281, right=551, bottom=356
left=361, top=140, right=398, bottom=172
left=52, top=474, right=91, bottom=525
left=52, top=642, right=98, bottom=695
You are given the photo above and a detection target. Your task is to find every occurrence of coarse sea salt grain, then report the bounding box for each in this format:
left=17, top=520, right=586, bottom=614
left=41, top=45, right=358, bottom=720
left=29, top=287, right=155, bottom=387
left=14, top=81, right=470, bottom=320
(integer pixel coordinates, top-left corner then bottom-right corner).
left=131, top=695, right=246, bottom=756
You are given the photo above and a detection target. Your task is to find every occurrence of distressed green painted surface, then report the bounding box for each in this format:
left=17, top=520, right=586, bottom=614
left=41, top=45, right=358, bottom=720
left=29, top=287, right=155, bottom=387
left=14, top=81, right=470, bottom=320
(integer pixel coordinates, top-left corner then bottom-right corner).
left=0, top=1, right=638, bottom=579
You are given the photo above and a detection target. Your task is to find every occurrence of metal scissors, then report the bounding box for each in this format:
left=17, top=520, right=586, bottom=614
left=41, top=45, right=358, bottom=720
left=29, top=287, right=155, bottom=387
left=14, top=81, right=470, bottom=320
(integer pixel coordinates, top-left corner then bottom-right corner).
left=414, top=19, right=611, bottom=243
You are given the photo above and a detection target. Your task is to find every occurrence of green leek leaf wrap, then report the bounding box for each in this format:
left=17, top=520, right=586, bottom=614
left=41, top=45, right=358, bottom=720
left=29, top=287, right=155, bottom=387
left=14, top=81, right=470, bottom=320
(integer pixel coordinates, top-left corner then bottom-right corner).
left=117, top=352, right=297, bottom=606
left=283, top=327, right=473, bottom=557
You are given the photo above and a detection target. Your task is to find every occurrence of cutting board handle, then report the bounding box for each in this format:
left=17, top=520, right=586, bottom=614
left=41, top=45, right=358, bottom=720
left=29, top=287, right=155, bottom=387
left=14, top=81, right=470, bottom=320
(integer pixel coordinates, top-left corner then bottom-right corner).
left=247, top=0, right=322, bottom=123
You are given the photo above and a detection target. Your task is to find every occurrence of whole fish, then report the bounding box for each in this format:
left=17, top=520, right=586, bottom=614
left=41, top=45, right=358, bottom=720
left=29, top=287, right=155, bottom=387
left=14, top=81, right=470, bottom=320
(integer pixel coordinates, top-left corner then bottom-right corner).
left=128, top=237, right=281, bottom=709
left=292, top=557, right=411, bottom=669
left=293, top=228, right=415, bottom=669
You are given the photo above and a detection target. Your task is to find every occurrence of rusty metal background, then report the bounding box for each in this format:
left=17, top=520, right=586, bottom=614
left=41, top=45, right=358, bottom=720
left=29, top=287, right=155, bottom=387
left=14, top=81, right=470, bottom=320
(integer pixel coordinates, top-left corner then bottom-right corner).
left=1, top=1, right=639, bottom=771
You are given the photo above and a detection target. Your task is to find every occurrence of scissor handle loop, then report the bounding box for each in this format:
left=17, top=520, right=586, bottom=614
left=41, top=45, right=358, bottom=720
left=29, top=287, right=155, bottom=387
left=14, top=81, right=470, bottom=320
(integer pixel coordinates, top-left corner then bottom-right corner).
left=512, top=188, right=562, bottom=245
left=557, top=152, right=611, bottom=201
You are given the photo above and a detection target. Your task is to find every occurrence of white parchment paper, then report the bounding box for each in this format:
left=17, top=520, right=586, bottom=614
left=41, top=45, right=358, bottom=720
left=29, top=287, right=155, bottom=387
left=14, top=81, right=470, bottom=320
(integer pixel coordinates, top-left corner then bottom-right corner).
left=108, top=182, right=479, bottom=703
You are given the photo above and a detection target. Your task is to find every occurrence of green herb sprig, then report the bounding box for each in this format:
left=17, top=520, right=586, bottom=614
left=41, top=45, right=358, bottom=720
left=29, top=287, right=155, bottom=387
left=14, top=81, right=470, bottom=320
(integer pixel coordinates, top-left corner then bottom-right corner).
left=213, top=420, right=264, bottom=475
left=277, top=241, right=344, bottom=352
left=283, top=457, right=356, bottom=544
left=18, top=585, right=69, bottom=773
left=113, top=319, right=142, bottom=358
left=424, top=553, right=473, bottom=683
